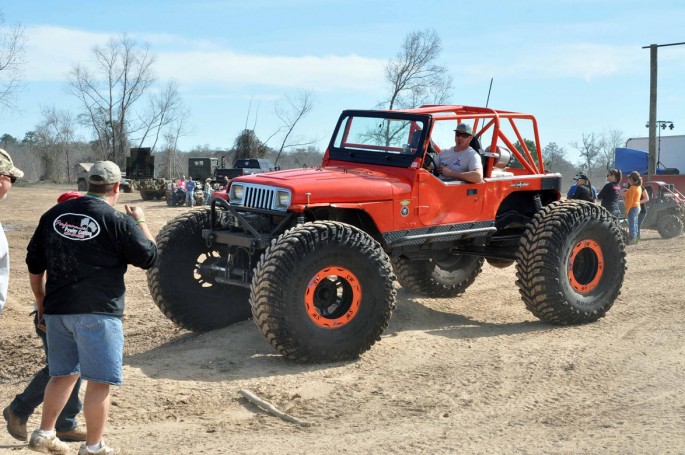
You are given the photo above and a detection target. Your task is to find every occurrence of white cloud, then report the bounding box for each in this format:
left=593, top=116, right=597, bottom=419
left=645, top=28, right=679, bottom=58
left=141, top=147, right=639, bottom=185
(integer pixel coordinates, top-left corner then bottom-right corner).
left=459, top=44, right=642, bottom=82
left=22, top=25, right=386, bottom=93
left=24, top=26, right=113, bottom=80
left=156, top=51, right=385, bottom=92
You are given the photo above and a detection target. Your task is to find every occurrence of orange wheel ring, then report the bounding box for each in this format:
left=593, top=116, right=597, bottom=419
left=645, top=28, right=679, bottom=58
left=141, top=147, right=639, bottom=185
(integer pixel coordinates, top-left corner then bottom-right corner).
left=567, top=239, right=604, bottom=294
left=304, top=266, right=362, bottom=329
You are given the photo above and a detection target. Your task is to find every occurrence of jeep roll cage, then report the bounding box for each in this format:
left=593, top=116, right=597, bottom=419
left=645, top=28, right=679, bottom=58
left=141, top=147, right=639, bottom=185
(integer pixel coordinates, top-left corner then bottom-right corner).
left=327, top=105, right=545, bottom=178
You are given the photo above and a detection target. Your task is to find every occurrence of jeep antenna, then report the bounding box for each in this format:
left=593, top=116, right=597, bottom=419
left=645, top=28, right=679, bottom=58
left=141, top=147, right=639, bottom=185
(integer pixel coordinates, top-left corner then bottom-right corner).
left=485, top=77, right=494, bottom=108
left=244, top=95, right=254, bottom=131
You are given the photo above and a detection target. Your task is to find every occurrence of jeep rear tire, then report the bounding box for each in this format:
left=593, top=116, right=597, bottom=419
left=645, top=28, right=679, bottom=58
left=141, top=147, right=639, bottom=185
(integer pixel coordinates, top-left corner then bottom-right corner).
left=140, top=191, right=154, bottom=201
left=147, top=209, right=252, bottom=331
left=392, top=255, right=483, bottom=298
left=250, top=221, right=396, bottom=363
left=516, top=201, right=626, bottom=324
left=656, top=213, right=683, bottom=239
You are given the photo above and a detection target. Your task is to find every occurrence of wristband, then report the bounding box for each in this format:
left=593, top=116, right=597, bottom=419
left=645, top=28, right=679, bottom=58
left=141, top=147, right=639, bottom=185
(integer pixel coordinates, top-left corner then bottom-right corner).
left=136, top=219, right=146, bottom=224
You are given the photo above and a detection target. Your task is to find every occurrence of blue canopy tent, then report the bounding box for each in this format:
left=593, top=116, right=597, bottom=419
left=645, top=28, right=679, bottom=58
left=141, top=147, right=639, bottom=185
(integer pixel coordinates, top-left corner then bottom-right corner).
left=613, top=147, right=679, bottom=175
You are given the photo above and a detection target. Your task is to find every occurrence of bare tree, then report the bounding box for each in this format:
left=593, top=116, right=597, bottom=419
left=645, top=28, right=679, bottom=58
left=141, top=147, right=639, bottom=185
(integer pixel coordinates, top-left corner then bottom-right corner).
left=381, top=29, right=452, bottom=111
left=68, top=35, right=156, bottom=165
left=571, top=133, right=603, bottom=173
left=35, top=106, right=83, bottom=182
left=0, top=11, right=26, bottom=110
left=598, top=129, right=624, bottom=169
left=158, top=107, right=193, bottom=179
left=266, top=91, right=317, bottom=166
left=134, top=81, right=186, bottom=152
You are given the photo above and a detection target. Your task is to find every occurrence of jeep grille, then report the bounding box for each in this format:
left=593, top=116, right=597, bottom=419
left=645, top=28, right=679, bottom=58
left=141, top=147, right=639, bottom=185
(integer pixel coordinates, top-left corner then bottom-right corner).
left=230, top=183, right=290, bottom=212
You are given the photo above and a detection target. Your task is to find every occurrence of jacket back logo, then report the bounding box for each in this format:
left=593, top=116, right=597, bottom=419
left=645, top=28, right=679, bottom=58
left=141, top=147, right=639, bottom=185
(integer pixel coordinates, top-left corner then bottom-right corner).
left=53, top=213, right=100, bottom=241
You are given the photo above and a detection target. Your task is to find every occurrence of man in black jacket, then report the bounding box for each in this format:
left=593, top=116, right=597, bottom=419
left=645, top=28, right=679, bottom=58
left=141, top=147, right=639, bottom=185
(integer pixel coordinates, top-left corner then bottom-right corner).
left=26, top=161, right=157, bottom=455
left=569, top=174, right=595, bottom=202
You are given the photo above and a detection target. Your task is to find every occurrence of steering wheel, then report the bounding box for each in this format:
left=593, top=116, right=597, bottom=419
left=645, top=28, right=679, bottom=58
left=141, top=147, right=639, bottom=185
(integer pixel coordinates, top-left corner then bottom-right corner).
left=423, top=152, right=441, bottom=177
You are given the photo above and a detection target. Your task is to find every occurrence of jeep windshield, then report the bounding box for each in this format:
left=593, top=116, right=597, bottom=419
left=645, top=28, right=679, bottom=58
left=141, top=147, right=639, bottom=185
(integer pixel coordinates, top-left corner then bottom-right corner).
left=327, top=110, right=431, bottom=168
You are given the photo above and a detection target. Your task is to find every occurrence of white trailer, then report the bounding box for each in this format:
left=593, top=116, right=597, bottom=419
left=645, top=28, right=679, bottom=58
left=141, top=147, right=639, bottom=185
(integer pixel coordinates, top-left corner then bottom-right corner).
left=625, top=135, right=685, bottom=173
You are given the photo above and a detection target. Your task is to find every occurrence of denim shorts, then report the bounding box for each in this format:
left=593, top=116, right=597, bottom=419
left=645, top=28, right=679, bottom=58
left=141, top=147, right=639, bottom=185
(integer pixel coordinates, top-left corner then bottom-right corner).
left=44, top=314, right=124, bottom=385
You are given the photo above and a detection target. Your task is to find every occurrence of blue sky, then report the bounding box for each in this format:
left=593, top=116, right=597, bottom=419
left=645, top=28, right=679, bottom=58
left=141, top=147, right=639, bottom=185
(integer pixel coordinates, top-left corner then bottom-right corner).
left=1, top=0, right=684, bottom=163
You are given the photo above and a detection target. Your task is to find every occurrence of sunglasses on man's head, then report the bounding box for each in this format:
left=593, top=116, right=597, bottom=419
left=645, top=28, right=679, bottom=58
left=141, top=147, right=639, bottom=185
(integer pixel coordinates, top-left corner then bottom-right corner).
left=1, top=173, right=16, bottom=183
left=456, top=132, right=471, bottom=138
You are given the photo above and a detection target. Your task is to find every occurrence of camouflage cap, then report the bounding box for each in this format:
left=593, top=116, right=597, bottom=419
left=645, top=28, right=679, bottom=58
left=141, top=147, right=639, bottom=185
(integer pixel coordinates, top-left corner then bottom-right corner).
left=0, top=148, right=24, bottom=179
left=88, top=160, right=121, bottom=184
left=454, top=123, right=473, bottom=136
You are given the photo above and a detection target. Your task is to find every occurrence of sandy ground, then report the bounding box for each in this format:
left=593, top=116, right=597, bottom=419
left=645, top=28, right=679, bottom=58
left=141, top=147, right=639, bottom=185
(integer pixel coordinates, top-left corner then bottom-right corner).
left=0, top=183, right=683, bottom=455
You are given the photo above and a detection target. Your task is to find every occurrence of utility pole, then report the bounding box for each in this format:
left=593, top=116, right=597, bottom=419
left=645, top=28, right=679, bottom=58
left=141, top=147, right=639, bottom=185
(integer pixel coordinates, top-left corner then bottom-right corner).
left=642, top=41, right=685, bottom=178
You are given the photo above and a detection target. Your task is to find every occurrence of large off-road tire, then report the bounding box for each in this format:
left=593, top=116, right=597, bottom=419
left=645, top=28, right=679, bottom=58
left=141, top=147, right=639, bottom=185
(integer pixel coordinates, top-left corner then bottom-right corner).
left=147, top=209, right=252, bottom=331
left=656, top=213, right=684, bottom=239
left=516, top=201, right=626, bottom=324
left=77, top=181, right=87, bottom=191
left=391, top=254, right=483, bottom=298
left=140, top=191, right=154, bottom=201
left=250, top=221, right=396, bottom=363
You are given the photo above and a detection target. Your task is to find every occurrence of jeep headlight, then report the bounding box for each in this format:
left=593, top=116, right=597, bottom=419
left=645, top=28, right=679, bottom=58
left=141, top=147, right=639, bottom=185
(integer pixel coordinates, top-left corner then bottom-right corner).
left=229, top=184, right=244, bottom=203
left=275, top=190, right=291, bottom=209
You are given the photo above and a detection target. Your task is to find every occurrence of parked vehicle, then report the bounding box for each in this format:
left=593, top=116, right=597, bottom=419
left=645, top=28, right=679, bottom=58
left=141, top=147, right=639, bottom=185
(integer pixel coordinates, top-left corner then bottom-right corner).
left=618, top=180, right=685, bottom=239
left=147, top=105, right=626, bottom=363
left=75, top=162, right=133, bottom=193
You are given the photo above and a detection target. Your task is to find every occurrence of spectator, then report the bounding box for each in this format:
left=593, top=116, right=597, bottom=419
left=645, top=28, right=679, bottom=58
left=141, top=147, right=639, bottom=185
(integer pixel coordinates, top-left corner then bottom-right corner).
left=437, top=123, right=483, bottom=183
left=185, top=176, right=197, bottom=207
left=25, top=161, right=157, bottom=455
left=568, top=174, right=595, bottom=202
left=0, top=148, right=23, bottom=315
left=624, top=171, right=642, bottom=244
left=567, top=173, right=597, bottom=200
left=203, top=178, right=213, bottom=205
left=597, top=169, right=622, bottom=217
left=3, top=192, right=86, bottom=444
left=638, top=184, right=650, bottom=237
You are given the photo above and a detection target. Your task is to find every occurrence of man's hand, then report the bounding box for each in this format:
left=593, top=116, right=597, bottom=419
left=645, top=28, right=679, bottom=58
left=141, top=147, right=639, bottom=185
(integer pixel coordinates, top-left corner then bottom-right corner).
left=124, top=204, right=145, bottom=221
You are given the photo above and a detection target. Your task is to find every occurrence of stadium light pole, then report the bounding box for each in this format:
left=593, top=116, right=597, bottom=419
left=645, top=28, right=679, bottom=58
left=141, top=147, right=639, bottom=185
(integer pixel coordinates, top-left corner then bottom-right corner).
left=645, top=121, right=674, bottom=170
left=642, top=41, right=685, bottom=179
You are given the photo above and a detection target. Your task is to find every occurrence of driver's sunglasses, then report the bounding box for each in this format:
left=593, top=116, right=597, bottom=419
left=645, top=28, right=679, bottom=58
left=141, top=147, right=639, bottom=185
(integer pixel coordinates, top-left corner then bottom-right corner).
left=455, top=132, right=471, bottom=138
left=0, top=173, right=16, bottom=183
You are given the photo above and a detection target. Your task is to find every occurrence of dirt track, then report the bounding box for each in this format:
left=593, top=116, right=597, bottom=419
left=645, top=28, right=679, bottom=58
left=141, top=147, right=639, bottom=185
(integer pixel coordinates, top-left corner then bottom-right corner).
left=1, top=184, right=684, bottom=454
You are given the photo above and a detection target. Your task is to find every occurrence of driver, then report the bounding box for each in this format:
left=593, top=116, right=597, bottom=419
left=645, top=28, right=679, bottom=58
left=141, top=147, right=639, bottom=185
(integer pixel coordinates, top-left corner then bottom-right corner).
left=437, top=123, right=483, bottom=183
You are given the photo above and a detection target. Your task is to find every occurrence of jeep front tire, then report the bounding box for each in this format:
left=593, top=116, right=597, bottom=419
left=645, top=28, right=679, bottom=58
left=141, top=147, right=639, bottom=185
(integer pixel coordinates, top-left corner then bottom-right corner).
left=147, top=209, right=252, bottom=331
left=250, top=221, right=396, bottom=363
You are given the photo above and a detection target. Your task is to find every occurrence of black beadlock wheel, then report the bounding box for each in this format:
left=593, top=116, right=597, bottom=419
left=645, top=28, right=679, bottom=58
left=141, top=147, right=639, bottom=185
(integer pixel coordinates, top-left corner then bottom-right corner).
left=147, top=209, right=252, bottom=331
left=392, top=254, right=483, bottom=298
left=250, top=221, right=396, bottom=363
left=516, top=201, right=626, bottom=324
left=656, top=213, right=684, bottom=239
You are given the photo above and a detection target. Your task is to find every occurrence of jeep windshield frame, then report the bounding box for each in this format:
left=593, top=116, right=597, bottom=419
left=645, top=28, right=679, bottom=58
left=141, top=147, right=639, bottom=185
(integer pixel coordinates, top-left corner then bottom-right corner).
left=327, top=110, right=433, bottom=168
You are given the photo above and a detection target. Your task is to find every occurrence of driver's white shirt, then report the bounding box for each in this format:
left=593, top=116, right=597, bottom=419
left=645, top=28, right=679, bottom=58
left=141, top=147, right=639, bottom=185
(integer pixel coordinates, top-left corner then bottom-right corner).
left=438, top=146, right=482, bottom=174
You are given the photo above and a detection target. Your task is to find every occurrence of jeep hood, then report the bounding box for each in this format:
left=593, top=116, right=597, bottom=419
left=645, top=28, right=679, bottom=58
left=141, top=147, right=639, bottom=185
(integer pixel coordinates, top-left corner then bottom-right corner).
left=233, top=166, right=408, bottom=204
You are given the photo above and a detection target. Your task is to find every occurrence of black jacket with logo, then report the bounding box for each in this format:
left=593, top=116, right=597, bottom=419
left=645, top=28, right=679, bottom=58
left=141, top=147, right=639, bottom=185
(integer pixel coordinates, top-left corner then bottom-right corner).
left=26, top=196, right=157, bottom=316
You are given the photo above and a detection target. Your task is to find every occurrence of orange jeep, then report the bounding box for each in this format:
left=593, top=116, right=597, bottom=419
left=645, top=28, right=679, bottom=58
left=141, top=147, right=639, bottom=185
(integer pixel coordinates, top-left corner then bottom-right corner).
left=147, top=105, right=626, bottom=362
